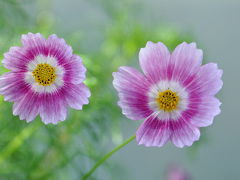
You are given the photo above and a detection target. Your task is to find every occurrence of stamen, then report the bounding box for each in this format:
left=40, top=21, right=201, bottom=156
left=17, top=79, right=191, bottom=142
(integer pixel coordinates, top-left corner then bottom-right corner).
left=156, top=90, right=179, bottom=112
left=32, top=63, right=56, bottom=86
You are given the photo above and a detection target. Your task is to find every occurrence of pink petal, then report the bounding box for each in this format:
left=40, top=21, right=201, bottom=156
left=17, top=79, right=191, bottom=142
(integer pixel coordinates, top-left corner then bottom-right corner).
left=186, top=63, right=223, bottom=96
left=3, top=47, right=30, bottom=71
left=169, top=42, right=203, bottom=83
left=136, top=116, right=171, bottom=147
left=113, top=66, right=153, bottom=120
left=13, top=91, right=40, bottom=122
left=63, top=55, right=86, bottom=84
left=0, top=72, right=29, bottom=102
left=65, top=83, right=91, bottom=110
left=46, top=34, right=73, bottom=65
left=189, top=97, right=221, bottom=127
left=21, top=33, right=46, bottom=59
left=21, top=33, right=46, bottom=48
left=39, top=93, right=68, bottom=124
left=181, top=63, right=222, bottom=127
left=139, top=41, right=170, bottom=83
left=170, top=121, right=200, bottom=148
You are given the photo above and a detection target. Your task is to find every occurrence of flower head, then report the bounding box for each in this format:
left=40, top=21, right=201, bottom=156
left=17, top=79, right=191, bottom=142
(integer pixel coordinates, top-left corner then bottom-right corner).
left=113, top=42, right=223, bottom=147
left=166, top=165, right=191, bottom=180
left=0, top=33, right=90, bottom=124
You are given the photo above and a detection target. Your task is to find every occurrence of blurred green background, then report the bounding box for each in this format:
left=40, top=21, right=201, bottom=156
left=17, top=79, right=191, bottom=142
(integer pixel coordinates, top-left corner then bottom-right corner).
left=0, top=0, right=239, bottom=180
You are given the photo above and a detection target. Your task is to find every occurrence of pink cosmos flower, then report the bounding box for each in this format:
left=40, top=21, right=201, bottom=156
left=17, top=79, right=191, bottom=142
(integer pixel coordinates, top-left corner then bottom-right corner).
left=166, top=165, right=191, bottom=180
left=113, top=42, right=223, bottom=147
left=0, top=33, right=90, bottom=124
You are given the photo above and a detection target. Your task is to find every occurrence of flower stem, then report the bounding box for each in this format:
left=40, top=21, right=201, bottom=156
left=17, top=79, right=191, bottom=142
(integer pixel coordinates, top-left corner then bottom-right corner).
left=82, top=135, right=136, bottom=180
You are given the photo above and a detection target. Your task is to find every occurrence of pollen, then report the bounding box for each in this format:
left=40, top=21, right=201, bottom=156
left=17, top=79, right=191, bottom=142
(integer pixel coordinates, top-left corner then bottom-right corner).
left=32, top=63, right=56, bottom=86
left=156, top=90, right=179, bottom=112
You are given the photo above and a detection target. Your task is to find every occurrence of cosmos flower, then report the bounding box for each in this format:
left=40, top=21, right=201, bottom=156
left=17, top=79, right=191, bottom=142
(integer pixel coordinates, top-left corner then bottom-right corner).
left=0, top=33, right=90, bottom=124
left=113, top=42, right=223, bottom=147
left=166, top=165, right=191, bottom=180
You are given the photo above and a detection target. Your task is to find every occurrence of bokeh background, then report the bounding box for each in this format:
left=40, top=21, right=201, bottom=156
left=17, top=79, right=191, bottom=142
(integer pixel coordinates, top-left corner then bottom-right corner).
left=0, top=0, right=239, bottom=179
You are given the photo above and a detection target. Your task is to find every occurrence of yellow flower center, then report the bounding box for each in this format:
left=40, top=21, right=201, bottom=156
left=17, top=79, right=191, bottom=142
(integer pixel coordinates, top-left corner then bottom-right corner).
left=156, top=90, right=179, bottom=112
left=32, top=63, right=56, bottom=86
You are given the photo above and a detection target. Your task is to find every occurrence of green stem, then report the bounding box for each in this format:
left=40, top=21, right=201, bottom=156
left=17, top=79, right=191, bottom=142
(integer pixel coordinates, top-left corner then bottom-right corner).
left=82, top=135, right=136, bottom=180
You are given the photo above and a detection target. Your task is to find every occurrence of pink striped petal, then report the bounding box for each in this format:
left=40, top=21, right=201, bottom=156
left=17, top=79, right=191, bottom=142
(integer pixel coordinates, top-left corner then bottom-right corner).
left=139, top=41, right=170, bottom=83
left=21, top=33, right=46, bottom=48
left=187, top=63, right=223, bottom=96
left=65, top=83, right=91, bottom=110
left=13, top=91, right=40, bottom=122
left=169, top=42, right=203, bottom=83
left=189, top=97, right=221, bottom=127
left=63, top=55, right=86, bottom=84
left=0, top=72, right=29, bottom=102
left=46, top=34, right=73, bottom=65
left=136, top=116, right=171, bottom=147
left=39, top=93, right=68, bottom=124
left=113, top=66, right=153, bottom=120
left=170, top=121, right=200, bottom=148
left=3, top=47, right=30, bottom=71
